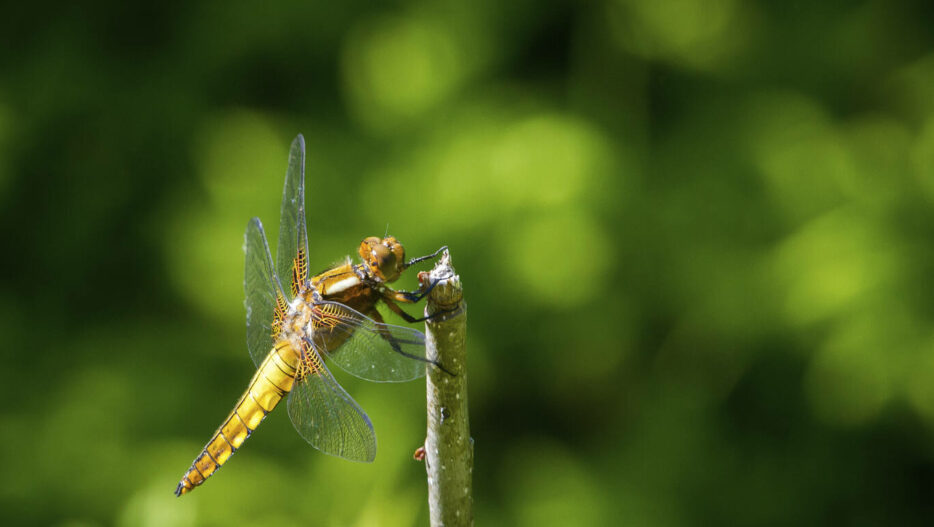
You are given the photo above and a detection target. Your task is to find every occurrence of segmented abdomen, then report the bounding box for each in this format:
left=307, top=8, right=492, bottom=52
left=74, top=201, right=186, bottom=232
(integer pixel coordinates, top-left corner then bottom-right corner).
left=175, top=341, right=300, bottom=496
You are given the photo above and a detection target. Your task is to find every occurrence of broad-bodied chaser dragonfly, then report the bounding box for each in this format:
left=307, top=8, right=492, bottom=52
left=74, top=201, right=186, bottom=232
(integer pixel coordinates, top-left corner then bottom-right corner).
left=175, top=135, right=445, bottom=496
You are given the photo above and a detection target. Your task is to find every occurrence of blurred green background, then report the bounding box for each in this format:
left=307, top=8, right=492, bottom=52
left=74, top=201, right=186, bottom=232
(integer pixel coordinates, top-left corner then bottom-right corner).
left=3, top=1, right=934, bottom=525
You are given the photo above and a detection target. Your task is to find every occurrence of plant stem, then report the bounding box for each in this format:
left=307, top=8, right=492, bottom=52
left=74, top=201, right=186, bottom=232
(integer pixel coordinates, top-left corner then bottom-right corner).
left=422, top=250, right=472, bottom=526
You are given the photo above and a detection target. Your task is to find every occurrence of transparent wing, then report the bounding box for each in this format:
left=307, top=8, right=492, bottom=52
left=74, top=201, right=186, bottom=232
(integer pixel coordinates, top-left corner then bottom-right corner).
left=244, top=217, right=288, bottom=367
left=277, top=134, right=310, bottom=298
left=311, top=301, right=428, bottom=383
left=287, top=343, right=376, bottom=463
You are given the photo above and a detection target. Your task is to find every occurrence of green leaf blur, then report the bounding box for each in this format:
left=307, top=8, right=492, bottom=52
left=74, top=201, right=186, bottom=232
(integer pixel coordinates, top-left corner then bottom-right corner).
left=2, top=1, right=934, bottom=525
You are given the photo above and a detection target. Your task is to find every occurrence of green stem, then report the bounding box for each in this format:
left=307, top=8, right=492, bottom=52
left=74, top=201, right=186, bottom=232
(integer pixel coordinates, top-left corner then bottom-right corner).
left=422, top=250, right=472, bottom=526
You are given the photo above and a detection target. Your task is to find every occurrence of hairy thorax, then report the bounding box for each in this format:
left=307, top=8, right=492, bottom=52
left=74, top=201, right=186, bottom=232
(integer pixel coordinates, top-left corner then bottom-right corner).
left=311, top=260, right=382, bottom=315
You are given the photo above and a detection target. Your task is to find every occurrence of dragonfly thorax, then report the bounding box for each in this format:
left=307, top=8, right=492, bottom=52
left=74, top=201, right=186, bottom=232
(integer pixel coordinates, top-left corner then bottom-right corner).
left=359, top=236, right=406, bottom=283
left=283, top=294, right=316, bottom=339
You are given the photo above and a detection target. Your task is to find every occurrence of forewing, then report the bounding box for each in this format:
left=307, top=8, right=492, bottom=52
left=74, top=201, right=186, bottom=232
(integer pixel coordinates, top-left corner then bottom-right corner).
left=287, top=344, right=376, bottom=462
left=277, top=134, right=310, bottom=298
left=244, top=217, right=288, bottom=367
left=312, top=301, right=428, bottom=382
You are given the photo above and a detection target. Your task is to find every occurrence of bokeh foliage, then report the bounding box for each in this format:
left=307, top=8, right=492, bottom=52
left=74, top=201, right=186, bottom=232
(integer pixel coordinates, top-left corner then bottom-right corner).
left=2, top=0, right=934, bottom=525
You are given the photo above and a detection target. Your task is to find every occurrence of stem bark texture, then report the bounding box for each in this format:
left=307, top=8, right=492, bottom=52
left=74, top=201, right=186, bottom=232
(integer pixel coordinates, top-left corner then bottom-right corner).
left=422, top=250, right=472, bottom=527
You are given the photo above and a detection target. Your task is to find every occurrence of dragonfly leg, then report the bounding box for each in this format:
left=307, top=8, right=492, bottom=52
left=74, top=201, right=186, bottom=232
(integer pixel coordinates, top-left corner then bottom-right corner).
left=385, top=274, right=459, bottom=322
left=367, top=306, right=455, bottom=376
left=381, top=295, right=422, bottom=322
left=388, top=272, right=441, bottom=304
left=403, top=245, right=448, bottom=269
left=383, top=294, right=455, bottom=323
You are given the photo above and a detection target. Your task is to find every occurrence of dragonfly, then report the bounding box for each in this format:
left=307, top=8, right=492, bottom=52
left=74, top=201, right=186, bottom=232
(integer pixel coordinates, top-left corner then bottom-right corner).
left=175, top=134, right=446, bottom=497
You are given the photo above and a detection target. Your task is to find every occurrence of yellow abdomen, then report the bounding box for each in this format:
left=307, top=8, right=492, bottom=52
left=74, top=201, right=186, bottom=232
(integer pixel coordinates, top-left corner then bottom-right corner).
left=175, top=341, right=300, bottom=496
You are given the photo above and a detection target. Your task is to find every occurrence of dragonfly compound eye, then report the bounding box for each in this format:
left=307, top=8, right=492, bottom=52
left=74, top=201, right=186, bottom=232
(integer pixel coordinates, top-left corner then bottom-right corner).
left=359, top=236, right=405, bottom=282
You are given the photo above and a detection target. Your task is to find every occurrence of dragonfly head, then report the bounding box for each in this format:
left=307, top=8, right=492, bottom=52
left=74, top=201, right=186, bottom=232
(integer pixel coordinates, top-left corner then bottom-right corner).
left=360, top=236, right=406, bottom=283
